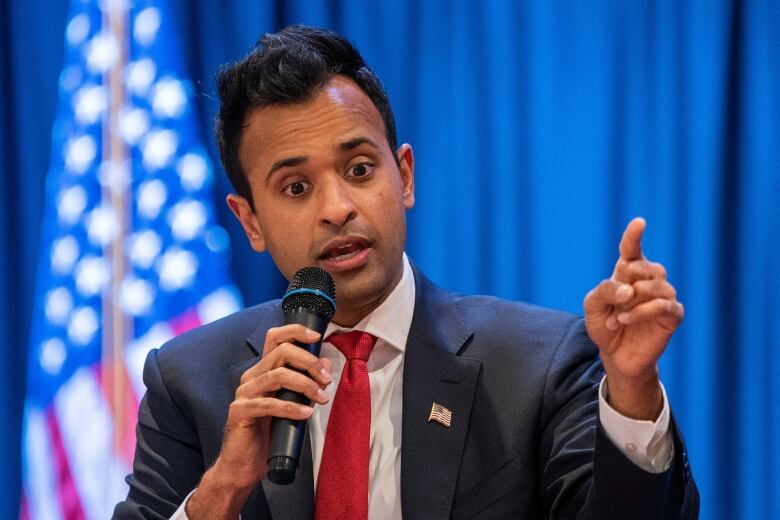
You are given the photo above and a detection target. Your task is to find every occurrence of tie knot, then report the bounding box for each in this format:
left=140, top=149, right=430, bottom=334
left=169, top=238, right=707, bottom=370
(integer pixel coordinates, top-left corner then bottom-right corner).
left=327, top=331, right=376, bottom=361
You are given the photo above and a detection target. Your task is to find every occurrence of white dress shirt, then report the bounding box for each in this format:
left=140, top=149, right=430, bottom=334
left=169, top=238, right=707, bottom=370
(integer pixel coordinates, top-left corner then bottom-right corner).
left=172, top=253, right=672, bottom=519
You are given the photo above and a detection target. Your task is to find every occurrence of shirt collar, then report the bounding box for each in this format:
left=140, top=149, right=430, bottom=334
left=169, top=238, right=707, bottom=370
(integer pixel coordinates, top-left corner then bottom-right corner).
left=324, top=253, right=415, bottom=353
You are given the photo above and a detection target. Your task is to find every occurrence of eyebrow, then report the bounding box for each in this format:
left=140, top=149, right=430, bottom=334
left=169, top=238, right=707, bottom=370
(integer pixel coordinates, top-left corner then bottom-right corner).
left=338, top=136, right=381, bottom=152
left=265, top=156, right=307, bottom=183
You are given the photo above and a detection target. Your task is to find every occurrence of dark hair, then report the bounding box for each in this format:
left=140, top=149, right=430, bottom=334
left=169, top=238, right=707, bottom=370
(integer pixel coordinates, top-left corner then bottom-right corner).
left=215, top=25, right=398, bottom=210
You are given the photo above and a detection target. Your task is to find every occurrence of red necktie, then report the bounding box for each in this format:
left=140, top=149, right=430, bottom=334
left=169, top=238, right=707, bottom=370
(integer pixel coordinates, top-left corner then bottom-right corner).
left=314, top=331, right=376, bottom=520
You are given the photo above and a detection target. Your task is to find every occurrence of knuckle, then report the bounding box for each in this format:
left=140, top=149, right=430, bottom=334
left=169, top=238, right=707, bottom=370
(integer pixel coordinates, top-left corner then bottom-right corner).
left=228, top=400, right=243, bottom=416
left=306, top=380, right=321, bottom=397
left=259, top=399, right=273, bottom=413
left=238, top=360, right=261, bottom=385
left=307, top=357, right=322, bottom=373
left=278, top=342, right=297, bottom=355
left=259, top=369, right=278, bottom=387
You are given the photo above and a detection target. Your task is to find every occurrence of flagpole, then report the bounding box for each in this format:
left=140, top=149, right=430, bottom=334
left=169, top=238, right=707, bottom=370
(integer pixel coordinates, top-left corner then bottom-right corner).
left=101, top=0, right=133, bottom=461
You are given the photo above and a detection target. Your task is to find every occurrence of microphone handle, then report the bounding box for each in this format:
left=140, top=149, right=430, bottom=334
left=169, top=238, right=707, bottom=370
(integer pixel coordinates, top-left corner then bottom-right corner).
left=266, top=308, right=329, bottom=485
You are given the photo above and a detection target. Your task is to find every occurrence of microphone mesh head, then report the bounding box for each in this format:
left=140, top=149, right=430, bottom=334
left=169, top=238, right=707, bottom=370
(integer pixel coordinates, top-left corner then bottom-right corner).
left=282, top=267, right=336, bottom=319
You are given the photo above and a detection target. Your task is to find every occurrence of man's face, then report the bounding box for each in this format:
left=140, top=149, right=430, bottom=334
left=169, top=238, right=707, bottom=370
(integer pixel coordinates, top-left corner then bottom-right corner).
left=228, top=75, right=415, bottom=326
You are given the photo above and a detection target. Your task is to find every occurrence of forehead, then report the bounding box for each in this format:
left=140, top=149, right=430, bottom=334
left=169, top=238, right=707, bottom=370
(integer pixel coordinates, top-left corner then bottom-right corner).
left=238, top=76, right=387, bottom=175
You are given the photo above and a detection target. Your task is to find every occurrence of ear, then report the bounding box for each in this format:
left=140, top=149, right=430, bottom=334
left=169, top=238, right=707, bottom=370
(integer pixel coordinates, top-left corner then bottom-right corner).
left=397, top=143, right=415, bottom=210
left=226, top=194, right=267, bottom=253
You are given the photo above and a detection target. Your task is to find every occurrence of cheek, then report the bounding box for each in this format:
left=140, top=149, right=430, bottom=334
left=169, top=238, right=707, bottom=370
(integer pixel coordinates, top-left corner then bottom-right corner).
left=256, top=211, right=312, bottom=258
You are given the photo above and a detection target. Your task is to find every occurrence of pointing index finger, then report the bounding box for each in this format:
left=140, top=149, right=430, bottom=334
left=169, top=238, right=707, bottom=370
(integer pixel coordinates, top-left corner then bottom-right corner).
left=619, top=217, right=646, bottom=261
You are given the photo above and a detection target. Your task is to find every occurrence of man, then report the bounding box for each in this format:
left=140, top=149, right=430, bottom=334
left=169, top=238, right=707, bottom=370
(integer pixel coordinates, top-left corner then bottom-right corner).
left=114, top=26, right=698, bottom=519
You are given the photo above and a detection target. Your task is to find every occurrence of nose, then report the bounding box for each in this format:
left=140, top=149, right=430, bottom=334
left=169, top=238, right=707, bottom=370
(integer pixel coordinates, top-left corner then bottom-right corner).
left=317, top=176, right=356, bottom=228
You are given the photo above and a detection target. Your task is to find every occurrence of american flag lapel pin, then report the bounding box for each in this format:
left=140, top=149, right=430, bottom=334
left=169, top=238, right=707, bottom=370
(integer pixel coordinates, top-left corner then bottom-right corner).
left=428, top=402, right=452, bottom=427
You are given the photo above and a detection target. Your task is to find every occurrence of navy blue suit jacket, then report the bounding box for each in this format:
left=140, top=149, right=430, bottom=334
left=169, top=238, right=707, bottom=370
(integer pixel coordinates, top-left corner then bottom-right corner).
left=114, top=266, right=698, bottom=518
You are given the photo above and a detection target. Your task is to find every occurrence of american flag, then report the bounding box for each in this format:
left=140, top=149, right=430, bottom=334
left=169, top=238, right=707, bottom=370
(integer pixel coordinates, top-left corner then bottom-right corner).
left=20, top=0, right=242, bottom=518
left=428, top=402, right=453, bottom=428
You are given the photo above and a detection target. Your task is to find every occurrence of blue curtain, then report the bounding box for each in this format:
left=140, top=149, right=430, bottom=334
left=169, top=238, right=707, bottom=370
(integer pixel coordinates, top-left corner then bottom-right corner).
left=3, top=1, right=779, bottom=518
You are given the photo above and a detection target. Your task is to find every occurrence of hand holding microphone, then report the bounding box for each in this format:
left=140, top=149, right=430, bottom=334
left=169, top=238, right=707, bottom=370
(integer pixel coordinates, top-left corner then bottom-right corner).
left=186, top=268, right=335, bottom=517
left=267, top=267, right=337, bottom=484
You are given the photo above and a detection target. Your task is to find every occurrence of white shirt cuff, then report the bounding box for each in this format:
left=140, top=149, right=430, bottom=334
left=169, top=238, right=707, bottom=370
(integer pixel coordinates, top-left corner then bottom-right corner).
left=169, top=489, right=196, bottom=519
left=598, top=376, right=674, bottom=473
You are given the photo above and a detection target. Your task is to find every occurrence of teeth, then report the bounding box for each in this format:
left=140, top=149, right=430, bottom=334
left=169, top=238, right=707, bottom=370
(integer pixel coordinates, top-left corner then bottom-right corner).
left=333, top=251, right=357, bottom=261
left=328, top=243, right=362, bottom=260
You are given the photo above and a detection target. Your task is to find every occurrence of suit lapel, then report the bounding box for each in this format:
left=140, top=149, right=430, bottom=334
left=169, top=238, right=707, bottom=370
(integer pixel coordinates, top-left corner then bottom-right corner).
left=401, top=268, right=482, bottom=520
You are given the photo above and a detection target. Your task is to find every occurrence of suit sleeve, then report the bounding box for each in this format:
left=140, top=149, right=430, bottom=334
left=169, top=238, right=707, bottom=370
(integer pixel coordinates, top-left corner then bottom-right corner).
left=113, top=348, right=205, bottom=519
left=536, top=318, right=699, bottom=519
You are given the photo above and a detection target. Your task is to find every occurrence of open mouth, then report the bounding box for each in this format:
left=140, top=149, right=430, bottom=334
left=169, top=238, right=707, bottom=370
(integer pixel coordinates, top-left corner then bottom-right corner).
left=319, top=237, right=372, bottom=272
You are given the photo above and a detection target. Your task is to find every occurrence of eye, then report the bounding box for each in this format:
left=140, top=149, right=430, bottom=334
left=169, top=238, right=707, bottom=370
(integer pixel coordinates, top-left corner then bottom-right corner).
left=346, top=162, right=374, bottom=178
left=282, top=180, right=310, bottom=197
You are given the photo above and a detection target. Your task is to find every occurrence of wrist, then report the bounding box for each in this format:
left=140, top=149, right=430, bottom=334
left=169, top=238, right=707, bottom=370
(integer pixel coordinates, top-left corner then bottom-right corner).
left=185, top=459, right=255, bottom=519
left=604, top=369, right=663, bottom=421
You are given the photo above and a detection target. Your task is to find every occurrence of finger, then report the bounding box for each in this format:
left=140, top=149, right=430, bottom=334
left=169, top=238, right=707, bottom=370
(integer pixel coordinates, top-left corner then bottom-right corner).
left=616, top=298, right=684, bottom=329
left=584, top=279, right=634, bottom=317
left=320, top=357, right=333, bottom=385
left=242, top=343, right=330, bottom=386
left=264, top=343, right=331, bottom=384
left=237, top=366, right=329, bottom=405
left=614, top=259, right=666, bottom=283
left=618, top=217, right=646, bottom=262
left=631, top=279, right=676, bottom=302
left=229, top=397, right=313, bottom=423
left=262, top=324, right=321, bottom=355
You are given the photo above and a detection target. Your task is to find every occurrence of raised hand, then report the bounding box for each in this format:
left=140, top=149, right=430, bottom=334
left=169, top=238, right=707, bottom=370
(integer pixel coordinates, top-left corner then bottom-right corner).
left=583, top=217, right=684, bottom=420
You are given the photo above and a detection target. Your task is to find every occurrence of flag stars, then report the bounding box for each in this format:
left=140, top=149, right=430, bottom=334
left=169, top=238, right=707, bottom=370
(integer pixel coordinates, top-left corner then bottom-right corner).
left=67, top=306, right=99, bottom=346
left=134, top=7, right=161, bottom=46
left=51, top=235, right=80, bottom=274
left=39, top=338, right=67, bottom=376
left=45, top=287, right=74, bottom=326
left=66, top=13, right=90, bottom=47
left=151, top=78, right=188, bottom=119
left=129, top=229, right=162, bottom=269
left=125, top=59, right=157, bottom=97
left=64, top=135, right=97, bottom=174
left=157, top=247, right=198, bottom=291
left=60, top=65, right=82, bottom=93
left=118, top=107, right=150, bottom=144
left=137, top=179, right=167, bottom=220
left=57, top=185, right=89, bottom=226
left=119, top=277, right=155, bottom=316
left=177, top=153, right=210, bottom=191
left=142, top=129, right=178, bottom=170
left=98, top=160, right=131, bottom=194
left=74, top=255, right=109, bottom=297
left=86, top=205, right=119, bottom=246
left=86, top=32, right=120, bottom=73
left=73, top=85, right=107, bottom=125
left=169, top=200, right=206, bottom=242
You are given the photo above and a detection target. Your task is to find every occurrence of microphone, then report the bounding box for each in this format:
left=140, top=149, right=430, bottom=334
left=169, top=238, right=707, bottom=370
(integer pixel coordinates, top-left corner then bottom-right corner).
left=266, top=266, right=336, bottom=485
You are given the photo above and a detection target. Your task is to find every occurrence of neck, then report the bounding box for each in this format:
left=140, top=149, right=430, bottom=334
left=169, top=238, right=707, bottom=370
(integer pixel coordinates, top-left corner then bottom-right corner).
left=330, top=260, right=406, bottom=328
left=331, top=292, right=388, bottom=327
